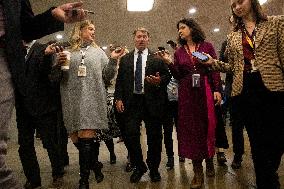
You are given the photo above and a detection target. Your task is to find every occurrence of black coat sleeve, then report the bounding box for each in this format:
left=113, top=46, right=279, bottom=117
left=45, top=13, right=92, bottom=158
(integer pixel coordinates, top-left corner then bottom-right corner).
left=114, top=56, right=127, bottom=101
left=20, top=0, right=64, bottom=41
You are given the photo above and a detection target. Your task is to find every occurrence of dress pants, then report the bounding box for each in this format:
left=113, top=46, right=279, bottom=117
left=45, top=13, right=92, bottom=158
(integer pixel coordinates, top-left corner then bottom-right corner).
left=162, top=100, right=178, bottom=157
left=0, top=50, right=21, bottom=189
left=123, top=94, right=163, bottom=171
left=240, top=72, right=284, bottom=189
left=214, top=105, right=229, bottom=149
left=231, top=96, right=245, bottom=158
left=16, top=106, right=64, bottom=185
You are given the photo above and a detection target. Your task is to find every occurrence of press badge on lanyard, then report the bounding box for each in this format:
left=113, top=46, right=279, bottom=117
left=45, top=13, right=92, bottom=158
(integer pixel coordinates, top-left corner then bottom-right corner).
left=78, top=46, right=90, bottom=77
left=245, top=27, right=258, bottom=72
left=185, top=44, right=201, bottom=88
left=192, top=73, right=201, bottom=87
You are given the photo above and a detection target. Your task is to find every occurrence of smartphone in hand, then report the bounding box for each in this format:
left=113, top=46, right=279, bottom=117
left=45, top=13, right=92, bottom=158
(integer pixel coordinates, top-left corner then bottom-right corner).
left=158, top=46, right=166, bottom=51
left=166, top=40, right=177, bottom=49
left=192, top=51, right=209, bottom=62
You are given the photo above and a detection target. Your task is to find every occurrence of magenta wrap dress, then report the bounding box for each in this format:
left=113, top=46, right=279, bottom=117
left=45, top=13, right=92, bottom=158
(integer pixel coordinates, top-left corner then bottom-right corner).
left=168, top=41, right=220, bottom=160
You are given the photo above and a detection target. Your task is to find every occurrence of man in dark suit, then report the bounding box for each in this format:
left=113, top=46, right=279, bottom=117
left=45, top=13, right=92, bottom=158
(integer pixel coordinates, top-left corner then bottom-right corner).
left=15, top=41, right=68, bottom=189
left=0, top=1, right=86, bottom=188
left=115, top=27, right=171, bottom=183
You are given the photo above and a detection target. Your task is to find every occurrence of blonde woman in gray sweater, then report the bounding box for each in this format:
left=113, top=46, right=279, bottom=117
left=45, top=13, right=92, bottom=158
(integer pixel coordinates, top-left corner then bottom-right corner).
left=58, top=20, right=124, bottom=189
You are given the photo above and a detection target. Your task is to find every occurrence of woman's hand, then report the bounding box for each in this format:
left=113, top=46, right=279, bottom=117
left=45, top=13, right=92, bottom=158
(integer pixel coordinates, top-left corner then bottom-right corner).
left=199, top=53, right=215, bottom=66
left=155, top=50, right=173, bottom=65
left=56, top=52, right=67, bottom=66
left=214, top=91, right=222, bottom=106
left=110, top=48, right=126, bottom=60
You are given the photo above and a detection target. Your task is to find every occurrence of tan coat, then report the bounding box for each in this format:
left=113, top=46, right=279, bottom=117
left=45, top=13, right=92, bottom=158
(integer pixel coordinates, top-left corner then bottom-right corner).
left=212, top=15, right=284, bottom=97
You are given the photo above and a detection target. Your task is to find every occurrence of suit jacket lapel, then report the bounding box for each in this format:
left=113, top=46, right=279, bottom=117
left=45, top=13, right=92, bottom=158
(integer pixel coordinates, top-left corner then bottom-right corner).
left=254, top=21, right=267, bottom=49
left=128, top=51, right=135, bottom=92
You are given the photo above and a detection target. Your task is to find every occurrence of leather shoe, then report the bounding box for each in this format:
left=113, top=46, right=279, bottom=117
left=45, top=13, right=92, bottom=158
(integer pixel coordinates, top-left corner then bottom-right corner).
left=93, top=162, right=104, bottom=183
left=110, top=153, right=116, bottom=164
left=125, top=162, right=133, bottom=172
left=79, top=179, right=89, bottom=189
left=231, top=157, right=242, bottom=169
left=24, top=181, right=41, bottom=189
left=149, top=170, right=161, bottom=182
left=48, top=176, right=64, bottom=188
left=217, top=152, right=227, bottom=165
left=179, top=156, right=185, bottom=162
left=166, top=156, right=174, bottom=169
left=130, top=167, right=147, bottom=183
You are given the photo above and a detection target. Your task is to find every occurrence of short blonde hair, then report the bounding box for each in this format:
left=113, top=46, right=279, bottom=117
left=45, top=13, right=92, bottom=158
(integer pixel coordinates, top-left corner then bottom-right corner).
left=69, top=20, right=98, bottom=51
left=133, top=27, right=150, bottom=37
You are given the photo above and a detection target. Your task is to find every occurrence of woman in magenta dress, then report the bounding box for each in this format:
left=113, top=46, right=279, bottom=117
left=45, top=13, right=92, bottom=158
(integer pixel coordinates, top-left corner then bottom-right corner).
left=158, top=18, right=221, bottom=189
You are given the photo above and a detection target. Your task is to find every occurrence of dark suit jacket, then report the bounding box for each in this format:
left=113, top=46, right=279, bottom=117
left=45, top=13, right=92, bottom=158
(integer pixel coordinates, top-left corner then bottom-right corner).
left=114, top=50, right=171, bottom=118
left=15, top=42, right=61, bottom=116
left=2, top=0, right=63, bottom=95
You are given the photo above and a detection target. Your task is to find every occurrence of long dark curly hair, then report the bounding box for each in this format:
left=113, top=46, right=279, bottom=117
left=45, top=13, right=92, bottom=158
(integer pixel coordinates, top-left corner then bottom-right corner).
left=176, top=18, right=206, bottom=46
left=231, top=0, right=267, bottom=31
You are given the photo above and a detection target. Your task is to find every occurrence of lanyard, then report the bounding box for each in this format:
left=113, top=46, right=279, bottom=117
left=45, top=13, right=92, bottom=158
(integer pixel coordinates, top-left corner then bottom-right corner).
left=185, top=44, right=199, bottom=71
left=80, top=46, right=90, bottom=65
left=185, top=44, right=199, bottom=61
left=243, top=26, right=257, bottom=56
left=185, top=44, right=199, bottom=56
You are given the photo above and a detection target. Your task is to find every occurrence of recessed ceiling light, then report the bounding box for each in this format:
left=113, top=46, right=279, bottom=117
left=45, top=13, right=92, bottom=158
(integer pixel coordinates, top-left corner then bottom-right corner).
left=102, top=46, right=107, bottom=50
left=259, top=0, right=267, bottom=5
left=188, top=8, right=196, bottom=14
left=213, top=28, right=220, bottom=32
left=127, top=0, right=154, bottom=12
left=56, top=34, right=63, bottom=40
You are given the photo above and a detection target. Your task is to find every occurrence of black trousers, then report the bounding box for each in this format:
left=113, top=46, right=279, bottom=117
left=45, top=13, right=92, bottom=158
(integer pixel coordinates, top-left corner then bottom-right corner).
left=240, top=72, right=284, bottom=189
left=16, top=109, right=64, bottom=185
left=215, top=105, right=229, bottom=149
left=162, top=100, right=178, bottom=157
left=231, top=96, right=245, bottom=158
left=122, top=94, right=163, bottom=171
left=115, top=107, right=131, bottom=160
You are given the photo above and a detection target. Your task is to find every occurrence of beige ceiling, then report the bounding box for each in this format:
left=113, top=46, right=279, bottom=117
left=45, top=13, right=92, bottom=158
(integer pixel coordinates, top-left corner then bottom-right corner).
left=31, top=0, right=283, bottom=54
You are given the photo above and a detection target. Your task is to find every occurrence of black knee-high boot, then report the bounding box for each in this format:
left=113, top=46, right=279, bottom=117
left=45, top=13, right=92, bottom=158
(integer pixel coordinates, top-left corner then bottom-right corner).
left=104, top=139, right=116, bottom=164
left=91, top=141, right=104, bottom=183
left=78, top=138, right=94, bottom=189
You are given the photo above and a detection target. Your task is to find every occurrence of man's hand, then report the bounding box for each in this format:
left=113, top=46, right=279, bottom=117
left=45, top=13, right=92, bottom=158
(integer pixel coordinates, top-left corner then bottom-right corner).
left=51, top=2, right=87, bottom=23
left=115, top=100, right=124, bottom=113
left=155, top=50, right=173, bottom=65
left=44, top=44, right=64, bottom=55
left=145, top=72, right=161, bottom=86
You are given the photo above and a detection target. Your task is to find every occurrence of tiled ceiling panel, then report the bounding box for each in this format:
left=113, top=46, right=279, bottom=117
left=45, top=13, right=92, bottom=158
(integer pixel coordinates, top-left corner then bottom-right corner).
left=30, top=0, right=283, bottom=54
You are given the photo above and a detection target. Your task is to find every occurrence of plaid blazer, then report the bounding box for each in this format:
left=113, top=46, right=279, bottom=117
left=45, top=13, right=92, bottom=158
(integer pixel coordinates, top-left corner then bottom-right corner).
left=212, top=15, right=284, bottom=97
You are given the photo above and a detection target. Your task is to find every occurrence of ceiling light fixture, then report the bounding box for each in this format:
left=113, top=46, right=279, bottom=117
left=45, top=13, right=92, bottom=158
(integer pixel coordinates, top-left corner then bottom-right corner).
left=259, top=0, right=268, bottom=5
left=188, top=8, right=196, bottom=14
left=213, top=28, right=220, bottom=32
left=56, top=34, right=63, bottom=40
left=127, top=0, right=154, bottom=12
left=102, top=46, right=107, bottom=50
